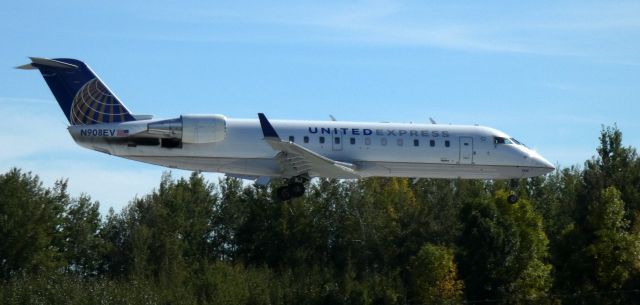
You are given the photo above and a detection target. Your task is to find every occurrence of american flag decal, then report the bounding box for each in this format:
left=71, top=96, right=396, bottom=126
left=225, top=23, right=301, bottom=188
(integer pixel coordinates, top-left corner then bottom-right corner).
left=117, top=129, right=129, bottom=137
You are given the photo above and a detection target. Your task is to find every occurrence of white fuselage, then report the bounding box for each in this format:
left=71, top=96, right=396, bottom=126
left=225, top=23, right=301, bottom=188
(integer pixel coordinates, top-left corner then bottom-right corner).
left=68, top=116, right=555, bottom=180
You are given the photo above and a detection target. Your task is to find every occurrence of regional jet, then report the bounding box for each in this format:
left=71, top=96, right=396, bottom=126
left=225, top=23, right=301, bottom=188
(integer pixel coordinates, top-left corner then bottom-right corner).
left=18, top=57, right=555, bottom=202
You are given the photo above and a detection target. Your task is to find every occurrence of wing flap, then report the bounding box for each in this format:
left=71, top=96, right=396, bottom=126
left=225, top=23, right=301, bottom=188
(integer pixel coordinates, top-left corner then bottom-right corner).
left=267, top=138, right=360, bottom=178
left=258, top=113, right=360, bottom=179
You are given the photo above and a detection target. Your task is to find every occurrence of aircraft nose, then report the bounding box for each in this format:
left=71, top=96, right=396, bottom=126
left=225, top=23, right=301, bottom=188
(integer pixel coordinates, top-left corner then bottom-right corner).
left=531, top=153, right=555, bottom=173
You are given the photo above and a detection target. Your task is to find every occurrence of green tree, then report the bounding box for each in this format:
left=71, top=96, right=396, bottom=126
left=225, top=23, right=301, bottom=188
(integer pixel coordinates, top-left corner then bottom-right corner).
left=98, top=207, right=130, bottom=277
left=60, top=194, right=103, bottom=276
left=458, top=190, right=552, bottom=304
left=586, top=187, right=640, bottom=290
left=409, top=244, right=463, bottom=304
left=584, top=125, right=640, bottom=222
left=410, top=179, right=462, bottom=245
left=0, top=168, right=66, bottom=278
left=113, top=172, right=217, bottom=283
left=553, top=126, right=640, bottom=304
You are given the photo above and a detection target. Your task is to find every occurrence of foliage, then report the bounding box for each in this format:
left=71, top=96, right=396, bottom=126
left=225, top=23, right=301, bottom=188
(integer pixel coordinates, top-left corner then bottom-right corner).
left=408, top=243, right=463, bottom=304
left=0, top=169, right=66, bottom=278
left=1, top=125, right=640, bottom=304
left=457, top=191, right=552, bottom=304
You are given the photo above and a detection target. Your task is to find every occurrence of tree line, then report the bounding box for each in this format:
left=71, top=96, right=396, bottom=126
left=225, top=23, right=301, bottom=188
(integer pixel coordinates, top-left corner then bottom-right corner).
left=1, top=126, right=639, bottom=305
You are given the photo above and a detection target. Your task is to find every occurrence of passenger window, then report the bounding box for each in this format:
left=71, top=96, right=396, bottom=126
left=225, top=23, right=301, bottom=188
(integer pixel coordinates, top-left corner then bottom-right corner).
left=319, top=136, right=325, bottom=144
left=304, top=136, right=309, bottom=143
left=381, top=138, right=387, bottom=146
left=350, top=137, right=356, bottom=145
left=445, top=140, right=450, bottom=147
left=397, top=139, right=403, bottom=146
left=334, top=137, right=340, bottom=144
left=430, top=140, right=435, bottom=147
left=289, top=136, right=294, bottom=142
left=365, top=138, right=371, bottom=145
left=413, top=139, right=419, bottom=147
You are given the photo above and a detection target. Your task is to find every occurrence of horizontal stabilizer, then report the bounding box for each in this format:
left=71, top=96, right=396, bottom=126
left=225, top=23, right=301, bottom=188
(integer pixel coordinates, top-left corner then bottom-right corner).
left=132, top=114, right=154, bottom=120
left=16, top=57, right=78, bottom=70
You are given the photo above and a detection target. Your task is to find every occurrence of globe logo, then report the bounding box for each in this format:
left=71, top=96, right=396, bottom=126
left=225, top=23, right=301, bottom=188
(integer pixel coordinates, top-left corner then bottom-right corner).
left=71, top=78, right=126, bottom=125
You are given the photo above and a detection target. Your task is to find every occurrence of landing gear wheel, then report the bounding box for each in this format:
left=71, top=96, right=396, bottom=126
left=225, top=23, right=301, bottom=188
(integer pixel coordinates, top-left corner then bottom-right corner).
left=509, top=179, right=519, bottom=189
left=289, top=182, right=305, bottom=198
left=507, top=179, right=520, bottom=204
left=275, top=175, right=309, bottom=201
left=276, top=186, right=292, bottom=201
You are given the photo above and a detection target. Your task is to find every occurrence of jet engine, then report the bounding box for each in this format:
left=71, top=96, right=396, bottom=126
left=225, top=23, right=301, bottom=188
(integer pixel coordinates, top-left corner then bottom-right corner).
left=147, top=114, right=227, bottom=144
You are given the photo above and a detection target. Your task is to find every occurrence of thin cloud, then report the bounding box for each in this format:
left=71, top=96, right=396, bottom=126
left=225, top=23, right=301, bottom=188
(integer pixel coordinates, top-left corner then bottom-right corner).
left=0, top=98, right=73, bottom=160
left=133, top=1, right=639, bottom=61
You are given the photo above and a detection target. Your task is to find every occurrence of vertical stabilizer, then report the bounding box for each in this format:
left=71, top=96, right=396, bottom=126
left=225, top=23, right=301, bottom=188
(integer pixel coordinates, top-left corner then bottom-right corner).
left=17, top=57, right=136, bottom=125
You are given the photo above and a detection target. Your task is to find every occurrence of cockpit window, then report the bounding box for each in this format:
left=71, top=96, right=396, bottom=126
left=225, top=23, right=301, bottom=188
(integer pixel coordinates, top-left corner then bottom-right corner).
left=510, top=138, right=527, bottom=147
left=494, top=137, right=513, bottom=145
left=510, top=138, right=520, bottom=145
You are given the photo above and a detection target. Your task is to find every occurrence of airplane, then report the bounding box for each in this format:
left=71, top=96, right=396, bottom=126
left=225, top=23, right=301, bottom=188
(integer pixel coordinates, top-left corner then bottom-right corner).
left=18, top=57, right=555, bottom=203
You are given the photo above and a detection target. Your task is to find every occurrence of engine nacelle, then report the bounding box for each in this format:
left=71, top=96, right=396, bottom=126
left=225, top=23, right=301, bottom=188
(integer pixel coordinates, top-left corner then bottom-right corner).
left=147, top=114, right=227, bottom=144
left=181, top=114, right=226, bottom=143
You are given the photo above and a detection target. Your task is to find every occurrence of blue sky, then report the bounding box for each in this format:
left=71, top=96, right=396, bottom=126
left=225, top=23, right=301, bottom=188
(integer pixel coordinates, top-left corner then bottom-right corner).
left=1, top=1, right=639, bottom=212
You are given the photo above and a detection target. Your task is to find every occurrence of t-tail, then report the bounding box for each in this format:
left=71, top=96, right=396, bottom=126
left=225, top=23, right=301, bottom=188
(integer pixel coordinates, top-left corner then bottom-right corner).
left=17, top=57, right=137, bottom=125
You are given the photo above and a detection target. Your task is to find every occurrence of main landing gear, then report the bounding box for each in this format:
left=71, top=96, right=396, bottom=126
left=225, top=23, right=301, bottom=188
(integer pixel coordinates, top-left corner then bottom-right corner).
left=275, top=176, right=308, bottom=201
left=507, top=179, right=519, bottom=204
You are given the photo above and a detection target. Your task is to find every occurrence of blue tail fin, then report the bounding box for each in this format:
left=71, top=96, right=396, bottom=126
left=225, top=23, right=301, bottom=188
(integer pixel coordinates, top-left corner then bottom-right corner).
left=17, top=57, right=136, bottom=125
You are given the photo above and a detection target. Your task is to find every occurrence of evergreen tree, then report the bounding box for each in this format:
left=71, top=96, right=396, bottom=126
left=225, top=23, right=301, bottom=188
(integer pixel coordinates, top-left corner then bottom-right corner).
left=554, top=126, right=640, bottom=303
left=584, top=126, right=640, bottom=222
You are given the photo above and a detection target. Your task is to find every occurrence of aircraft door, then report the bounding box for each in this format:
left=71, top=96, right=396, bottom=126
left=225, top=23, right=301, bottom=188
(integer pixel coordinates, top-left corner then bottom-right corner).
left=332, top=129, right=343, bottom=151
left=459, top=137, right=473, bottom=164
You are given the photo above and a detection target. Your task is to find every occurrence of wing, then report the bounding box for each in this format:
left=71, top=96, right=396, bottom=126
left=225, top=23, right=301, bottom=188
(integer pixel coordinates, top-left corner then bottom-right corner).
left=258, top=113, right=360, bottom=179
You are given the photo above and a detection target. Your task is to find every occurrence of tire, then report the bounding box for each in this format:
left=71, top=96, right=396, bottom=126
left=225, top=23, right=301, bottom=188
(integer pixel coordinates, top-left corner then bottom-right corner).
left=507, top=194, right=518, bottom=204
left=277, top=186, right=292, bottom=201
left=289, top=182, right=306, bottom=198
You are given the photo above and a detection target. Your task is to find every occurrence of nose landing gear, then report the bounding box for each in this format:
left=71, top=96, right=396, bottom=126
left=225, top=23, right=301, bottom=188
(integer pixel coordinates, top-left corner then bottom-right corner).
left=507, top=179, right=519, bottom=204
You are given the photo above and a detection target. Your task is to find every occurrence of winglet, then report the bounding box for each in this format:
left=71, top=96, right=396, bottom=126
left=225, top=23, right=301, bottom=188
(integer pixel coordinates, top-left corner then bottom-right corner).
left=258, top=113, right=280, bottom=139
